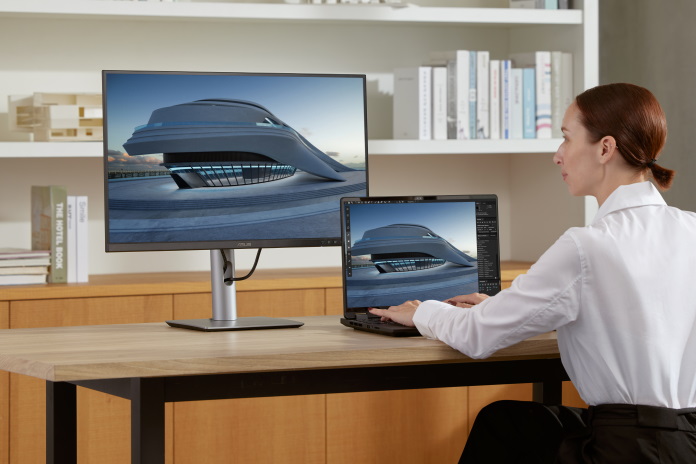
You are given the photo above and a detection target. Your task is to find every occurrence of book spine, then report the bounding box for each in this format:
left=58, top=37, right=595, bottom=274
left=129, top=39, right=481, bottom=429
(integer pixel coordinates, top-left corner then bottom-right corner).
left=522, top=67, right=536, bottom=139
left=476, top=50, right=490, bottom=139
left=489, top=59, right=501, bottom=140
left=67, top=195, right=77, bottom=283
left=31, top=185, right=68, bottom=283
left=456, top=50, right=471, bottom=140
left=393, top=67, right=420, bottom=139
left=52, top=187, right=67, bottom=283
left=511, top=68, right=524, bottom=139
left=509, top=0, right=537, bottom=7
left=535, top=51, right=553, bottom=139
left=545, top=0, right=558, bottom=8
left=468, top=51, right=477, bottom=139
left=431, top=66, right=448, bottom=140
left=446, top=59, right=457, bottom=139
left=560, top=52, right=574, bottom=120
left=418, top=66, right=432, bottom=140
left=501, top=60, right=512, bottom=139
left=76, top=196, right=89, bottom=283
left=550, top=51, right=563, bottom=138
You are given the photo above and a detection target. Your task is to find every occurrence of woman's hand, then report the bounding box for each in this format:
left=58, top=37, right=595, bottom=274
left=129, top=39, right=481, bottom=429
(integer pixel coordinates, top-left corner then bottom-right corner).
left=369, top=300, right=421, bottom=327
left=444, top=293, right=490, bottom=308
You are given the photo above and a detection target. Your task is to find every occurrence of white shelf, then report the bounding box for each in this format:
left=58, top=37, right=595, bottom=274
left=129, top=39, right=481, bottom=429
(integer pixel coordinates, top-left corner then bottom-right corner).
left=0, top=1, right=582, bottom=25
left=368, top=139, right=561, bottom=155
left=0, top=139, right=562, bottom=158
left=0, top=142, right=102, bottom=158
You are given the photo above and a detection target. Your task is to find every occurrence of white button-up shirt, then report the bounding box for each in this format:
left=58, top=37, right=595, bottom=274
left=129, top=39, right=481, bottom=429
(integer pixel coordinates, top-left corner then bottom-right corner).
left=413, top=181, right=696, bottom=408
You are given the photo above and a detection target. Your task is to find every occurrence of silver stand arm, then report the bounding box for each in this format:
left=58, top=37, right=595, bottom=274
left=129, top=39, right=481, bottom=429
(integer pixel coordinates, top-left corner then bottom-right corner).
left=165, top=249, right=303, bottom=331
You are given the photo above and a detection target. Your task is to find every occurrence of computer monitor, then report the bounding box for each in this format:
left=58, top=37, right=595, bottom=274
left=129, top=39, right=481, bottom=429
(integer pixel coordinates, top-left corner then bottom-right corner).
left=102, top=71, right=368, bottom=330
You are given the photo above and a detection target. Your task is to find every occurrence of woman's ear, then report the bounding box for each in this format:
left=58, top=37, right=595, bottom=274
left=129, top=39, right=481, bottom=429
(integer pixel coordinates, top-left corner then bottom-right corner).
left=598, top=135, right=618, bottom=165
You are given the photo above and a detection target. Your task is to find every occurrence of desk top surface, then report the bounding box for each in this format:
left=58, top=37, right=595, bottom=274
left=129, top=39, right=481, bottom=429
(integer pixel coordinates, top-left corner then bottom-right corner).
left=0, top=315, right=558, bottom=382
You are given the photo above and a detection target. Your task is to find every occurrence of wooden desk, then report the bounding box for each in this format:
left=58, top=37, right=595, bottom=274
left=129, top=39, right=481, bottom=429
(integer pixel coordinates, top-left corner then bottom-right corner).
left=0, top=314, right=566, bottom=464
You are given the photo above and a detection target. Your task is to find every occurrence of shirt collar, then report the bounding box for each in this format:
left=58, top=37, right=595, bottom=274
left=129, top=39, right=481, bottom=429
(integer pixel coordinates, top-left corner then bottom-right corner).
left=593, top=181, right=667, bottom=224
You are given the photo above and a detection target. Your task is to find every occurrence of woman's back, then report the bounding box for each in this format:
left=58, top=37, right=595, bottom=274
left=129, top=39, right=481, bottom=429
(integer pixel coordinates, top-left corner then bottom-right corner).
left=558, top=181, right=696, bottom=408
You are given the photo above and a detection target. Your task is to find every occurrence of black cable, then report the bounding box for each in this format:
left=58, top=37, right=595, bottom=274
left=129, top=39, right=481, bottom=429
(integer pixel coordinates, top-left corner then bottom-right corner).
left=220, top=248, right=263, bottom=283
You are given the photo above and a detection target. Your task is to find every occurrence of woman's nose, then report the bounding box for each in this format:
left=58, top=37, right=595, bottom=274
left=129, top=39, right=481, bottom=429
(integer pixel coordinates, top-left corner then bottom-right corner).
left=552, top=150, right=562, bottom=165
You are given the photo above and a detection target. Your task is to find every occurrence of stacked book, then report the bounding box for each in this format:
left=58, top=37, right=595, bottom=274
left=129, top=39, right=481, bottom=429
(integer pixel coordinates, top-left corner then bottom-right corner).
left=509, top=0, right=571, bottom=8
left=392, top=50, right=573, bottom=142
left=31, top=185, right=89, bottom=284
left=0, top=248, right=50, bottom=285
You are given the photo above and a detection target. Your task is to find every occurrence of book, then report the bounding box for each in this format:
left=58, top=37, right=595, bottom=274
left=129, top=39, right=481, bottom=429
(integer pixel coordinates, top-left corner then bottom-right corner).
left=456, top=51, right=472, bottom=139
left=476, top=50, right=489, bottom=139
left=429, top=50, right=471, bottom=139
left=522, top=67, right=536, bottom=139
left=468, top=51, right=478, bottom=140
left=501, top=60, right=512, bottom=139
left=489, top=59, right=501, bottom=140
left=550, top=51, right=573, bottom=138
left=76, top=195, right=89, bottom=283
left=509, top=0, right=544, bottom=7
left=535, top=51, right=552, bottom=138
left=510, top=68, right=524, bottom=139
left=67, top=195, right=77, bottom=283
left=31, top=185, right=68, bottom=283
left=0, top=266, right=49, bottom=276
left=0, top=247, right=50, bottom=260
left=0, top=274, right=47, bottom=286
left=511, top=51, right=552, bottom=139
left=0, top=256, right=51, bottom=267
left=431, top=66, right=448, bottom=140
left=560, top=52, right=574, bottom=130
left=393, top=66, right=432, bottom=140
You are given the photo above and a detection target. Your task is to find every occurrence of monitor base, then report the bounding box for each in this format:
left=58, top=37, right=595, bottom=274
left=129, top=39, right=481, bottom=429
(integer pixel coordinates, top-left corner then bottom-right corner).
left=166, top=317, right=304, bottom=332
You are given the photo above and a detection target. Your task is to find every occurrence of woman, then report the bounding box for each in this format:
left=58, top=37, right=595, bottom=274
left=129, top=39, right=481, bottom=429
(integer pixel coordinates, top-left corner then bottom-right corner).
left=370, top=83, right=696, bottom=463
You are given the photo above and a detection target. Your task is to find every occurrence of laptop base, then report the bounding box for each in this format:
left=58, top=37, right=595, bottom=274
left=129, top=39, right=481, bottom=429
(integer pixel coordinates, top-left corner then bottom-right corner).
left=340, top=317, right=420, bottom=337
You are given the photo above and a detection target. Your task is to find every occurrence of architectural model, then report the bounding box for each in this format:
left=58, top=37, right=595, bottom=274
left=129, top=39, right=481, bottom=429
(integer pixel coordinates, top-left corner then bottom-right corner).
left=8, top=93, right=103, bottom=142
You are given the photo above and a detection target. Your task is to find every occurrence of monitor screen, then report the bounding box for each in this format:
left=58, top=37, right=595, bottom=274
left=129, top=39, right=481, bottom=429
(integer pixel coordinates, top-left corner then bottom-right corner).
left=103, top=71, right=368, bottom=252
left=341, top=195, right=501, bottom=312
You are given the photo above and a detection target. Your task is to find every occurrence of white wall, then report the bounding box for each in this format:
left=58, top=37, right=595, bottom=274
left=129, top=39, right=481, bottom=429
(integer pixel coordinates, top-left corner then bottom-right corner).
left=600, top=0, right=696, bottom=212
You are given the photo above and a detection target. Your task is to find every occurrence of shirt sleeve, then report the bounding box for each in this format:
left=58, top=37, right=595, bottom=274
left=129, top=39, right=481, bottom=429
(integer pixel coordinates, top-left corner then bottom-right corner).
left=412, top=231, right=584, bottom=359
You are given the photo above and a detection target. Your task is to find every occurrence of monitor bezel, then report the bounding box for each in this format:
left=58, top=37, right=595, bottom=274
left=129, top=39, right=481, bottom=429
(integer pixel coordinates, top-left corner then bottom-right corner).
left=102, top=70, right=370, bottom=252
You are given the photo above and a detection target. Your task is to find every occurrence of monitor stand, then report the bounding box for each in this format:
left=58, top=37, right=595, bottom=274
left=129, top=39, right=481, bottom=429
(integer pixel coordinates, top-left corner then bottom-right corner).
left=166, top=249, right=304, bottom=331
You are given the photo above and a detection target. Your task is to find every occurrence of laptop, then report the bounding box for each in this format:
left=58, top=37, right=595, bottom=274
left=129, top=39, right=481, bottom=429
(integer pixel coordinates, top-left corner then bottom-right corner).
left=340, top=194, right=502, bottom=336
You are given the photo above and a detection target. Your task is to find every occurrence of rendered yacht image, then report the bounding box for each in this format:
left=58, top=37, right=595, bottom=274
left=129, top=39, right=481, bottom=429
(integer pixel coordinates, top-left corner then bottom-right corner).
left=123, top=99, right=354, bottom=188
left=347, top=224, right=479, bottom=308
left=351, top=223, right=475, bottom=272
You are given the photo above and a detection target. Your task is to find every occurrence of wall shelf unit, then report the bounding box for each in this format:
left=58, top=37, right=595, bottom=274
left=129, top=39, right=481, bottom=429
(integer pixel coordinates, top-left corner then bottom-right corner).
left=0, top=0, right=598, bottom=272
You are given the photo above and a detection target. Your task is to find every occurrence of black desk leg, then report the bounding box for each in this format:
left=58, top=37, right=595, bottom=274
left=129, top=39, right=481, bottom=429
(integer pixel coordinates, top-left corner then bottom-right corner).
left=131, top=377, right=166, bottom=464
left=46, top=381, right=77, bottom=464
left=533, top=381, right=563, bottom=405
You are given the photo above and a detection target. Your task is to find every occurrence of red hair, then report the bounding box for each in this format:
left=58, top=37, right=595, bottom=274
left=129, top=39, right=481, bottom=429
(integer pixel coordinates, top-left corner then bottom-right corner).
left=575, top=83, right=674, bottom=189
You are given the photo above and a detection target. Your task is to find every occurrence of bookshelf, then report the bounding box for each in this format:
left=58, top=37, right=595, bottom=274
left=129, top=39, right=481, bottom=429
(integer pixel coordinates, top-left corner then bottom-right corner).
left=0, top=0, right=599, bottom=272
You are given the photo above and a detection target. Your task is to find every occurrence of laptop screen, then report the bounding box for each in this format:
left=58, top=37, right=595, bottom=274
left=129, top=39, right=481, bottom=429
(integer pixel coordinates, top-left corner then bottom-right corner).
left=341, top=195, right=501, bottom=315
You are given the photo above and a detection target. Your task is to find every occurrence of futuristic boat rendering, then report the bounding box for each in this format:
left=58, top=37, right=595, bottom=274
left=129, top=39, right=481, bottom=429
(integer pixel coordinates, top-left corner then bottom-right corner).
left=123, top=99, right=354, bottom=188
left=351, top=224, right=476, bottom=273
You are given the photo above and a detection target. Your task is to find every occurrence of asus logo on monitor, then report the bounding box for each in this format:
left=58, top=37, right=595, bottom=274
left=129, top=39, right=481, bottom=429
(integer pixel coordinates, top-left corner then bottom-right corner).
left=236, top=242, right=253, bottom=247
